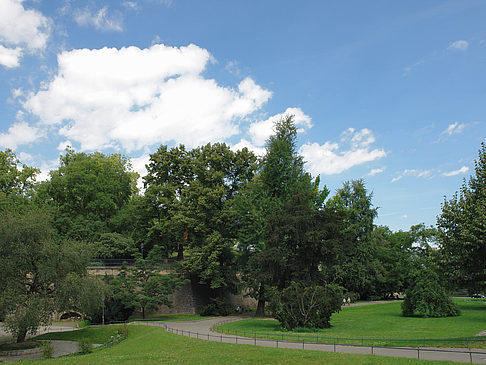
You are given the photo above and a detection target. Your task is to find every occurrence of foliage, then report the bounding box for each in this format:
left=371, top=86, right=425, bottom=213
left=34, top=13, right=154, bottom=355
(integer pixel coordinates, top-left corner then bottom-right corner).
left=94, top=232, right=138, bottom=259
left=0, top=208, right=94, bottom=342
left=112, top=257, right=188, bottom=319
left=0, top=149, right=39, bottom=198
left=145, top=142, right=257, bottom=298
left=269, top=281, right=343, bottom=330
left=437, top=142, right=486, bottom=291
left=88, top=297, right=134, bottom=324
left=40, top=341, right=54, bottom=358
left=234, top=115, right=325, bottom=315
left=402, top=267, right=460, bottom=318
left=78, top=339, right=93, bottom=354
left=39, top=148, right=138, bottom=242
left=199, top=298, right=232, bottom=316
left=326, top=179, right=379, bottom=299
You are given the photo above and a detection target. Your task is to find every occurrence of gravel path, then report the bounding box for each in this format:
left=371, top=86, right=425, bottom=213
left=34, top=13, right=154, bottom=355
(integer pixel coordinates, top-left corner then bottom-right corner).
left=0, top=340, right=80, bottom=362
left=151, top=316, right=486, bottom=364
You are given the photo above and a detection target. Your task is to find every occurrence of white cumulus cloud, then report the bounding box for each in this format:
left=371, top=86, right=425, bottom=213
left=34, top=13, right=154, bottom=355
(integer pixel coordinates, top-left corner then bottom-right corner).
left=0, top=45, right=22, bottom=68
left=0, top=0, right=50, bottom=67
left=24, top=43, right=272, bottom=152
left=0, top=121, right=43, bottom=149
left=248, top=107, right=311, bottom=147
left=299, top=128, right=386, bottom=176
left=442, top=166, right=469, bottom=177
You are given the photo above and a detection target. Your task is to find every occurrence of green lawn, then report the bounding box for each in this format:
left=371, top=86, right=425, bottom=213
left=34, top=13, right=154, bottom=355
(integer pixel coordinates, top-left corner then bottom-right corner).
left=24, top=325, right=458, bottom=364
left=35, top=325, right=122, bottom=344
left=128, top=313, right=212, bottom=322
left=216, top=299, right=486, bottom=347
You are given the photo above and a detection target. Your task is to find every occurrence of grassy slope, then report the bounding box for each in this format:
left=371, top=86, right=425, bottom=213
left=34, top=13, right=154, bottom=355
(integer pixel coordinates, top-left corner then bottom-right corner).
left=24, top=325, right=457, bottom=365
left=35, top=326, right=121, bottom=344
left=218, top=299, right=486, bottom=340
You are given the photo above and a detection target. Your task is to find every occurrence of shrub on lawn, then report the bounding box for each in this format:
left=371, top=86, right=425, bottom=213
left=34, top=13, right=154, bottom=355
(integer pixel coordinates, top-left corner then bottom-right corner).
left=39, top=341, right=54, bottom=358
left=402, top=268, right=460, bottom=318
left=269, top=281, right=343, bottom=330
left=200, top=298, right=231, bottom=316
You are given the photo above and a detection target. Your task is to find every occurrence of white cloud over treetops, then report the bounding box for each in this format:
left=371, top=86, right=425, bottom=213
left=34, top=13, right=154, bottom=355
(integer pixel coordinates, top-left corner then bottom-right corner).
left=24, top=43, right=272, bottom=152
left=0, top=121, right=43, bottom=149
left=442, top=166, right=469, bottom=177
left=299, top=128, right=386, bottom=176
left=0, top=0, right=50, bottom=67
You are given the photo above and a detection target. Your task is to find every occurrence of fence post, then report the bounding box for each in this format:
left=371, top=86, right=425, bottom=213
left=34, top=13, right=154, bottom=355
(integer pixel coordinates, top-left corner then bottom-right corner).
left=334, top=342, right=336, bottom=352
left=276, top=339, right=279, bottom=348
left=371, top=344, right=373, bottom=355
left=470, top=348, right=472, bottom=363
left=417, top=347, right=420, bottom=360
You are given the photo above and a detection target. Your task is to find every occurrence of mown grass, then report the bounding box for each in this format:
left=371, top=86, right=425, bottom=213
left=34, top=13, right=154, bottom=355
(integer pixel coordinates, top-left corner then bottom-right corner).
left=34, top=325, right=122, bottom=344
left=216, top=299, right=486, bottom=348
left=128, top=313, right=212, bottom=322
left=22, top=325, right=458, bottom=364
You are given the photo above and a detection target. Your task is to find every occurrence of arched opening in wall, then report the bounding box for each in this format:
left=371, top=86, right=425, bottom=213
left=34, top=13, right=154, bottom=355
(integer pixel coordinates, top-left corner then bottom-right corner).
left=60, top=311, right=83, bottom=320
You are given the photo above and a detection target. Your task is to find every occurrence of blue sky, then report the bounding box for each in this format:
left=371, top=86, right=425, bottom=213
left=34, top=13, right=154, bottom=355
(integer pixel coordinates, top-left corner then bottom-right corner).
left=0, top=0, right=485, bottom=231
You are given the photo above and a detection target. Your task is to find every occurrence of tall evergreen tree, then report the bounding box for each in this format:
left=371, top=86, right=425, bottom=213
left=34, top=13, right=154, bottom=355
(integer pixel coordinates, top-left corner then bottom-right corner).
left=437, top=142, right=486, bottom=292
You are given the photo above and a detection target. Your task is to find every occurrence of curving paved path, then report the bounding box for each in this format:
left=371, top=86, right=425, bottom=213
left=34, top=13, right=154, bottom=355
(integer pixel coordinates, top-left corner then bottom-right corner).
left=132, top=313, right=486, bottom=364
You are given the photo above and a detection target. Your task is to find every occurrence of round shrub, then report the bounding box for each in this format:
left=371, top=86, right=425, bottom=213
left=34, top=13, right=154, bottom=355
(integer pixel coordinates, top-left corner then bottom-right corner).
left=269, top=282, right=343, bottom=330
left=402, top=268, right=459, bottom=318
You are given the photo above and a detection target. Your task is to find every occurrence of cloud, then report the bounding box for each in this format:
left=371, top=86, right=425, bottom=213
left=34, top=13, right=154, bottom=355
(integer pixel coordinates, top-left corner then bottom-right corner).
left=57, top=140, right=72, bottom=151
left=0, top=45, right=22, bottom=68
left=299, top=128, right=386, bottom=176
left=0, top=0, right=50, bottom=67
left=442, top=122, right=465, bottom=136
left=74, top=6, right=123, bottom=32
left=0, top=0, right=50, bottom=50
left=448, top=40, right=469, bottom=51
left=226, top=60, right=242, bottom=77
left=248, top=107, right=311, bottom=147
left=122, top=1, right=139, bottom=10
left=0, top=121, right=43, bottom=149
left=442, top=166, right=469, bottom=177
left=367, top=168, right=385, bottom=176
left=231, top=138, right=266, bottom=156
left=391, top=169, right=433, bottom=183
left=24, top=43, right=272, bottom=152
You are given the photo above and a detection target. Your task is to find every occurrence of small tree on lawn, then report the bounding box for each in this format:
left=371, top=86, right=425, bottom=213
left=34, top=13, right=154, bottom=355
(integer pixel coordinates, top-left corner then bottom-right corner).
left=112, top=257, right=188, bottom=319
left=402, top=266, right=459, bottom=318
left=269, top=281, right=343, bottom=330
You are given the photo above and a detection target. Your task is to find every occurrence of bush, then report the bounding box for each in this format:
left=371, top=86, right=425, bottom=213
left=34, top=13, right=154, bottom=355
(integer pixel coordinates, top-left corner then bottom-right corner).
left=269, top=282, right=343, bottom=330
left=88, top=298, right=134, bottom=324
left=402, top=268, right=460, bottom=318
left=78, top=339, right=92, bottom=354
left=200, top=298, right=231, bottom=316
left=39, top=341, right=54, bottom=359
left=117, top=323, right=129, bottom=337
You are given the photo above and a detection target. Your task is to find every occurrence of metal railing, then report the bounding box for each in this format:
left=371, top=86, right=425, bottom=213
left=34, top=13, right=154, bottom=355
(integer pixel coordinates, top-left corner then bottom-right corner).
left=161, top=320, right=486, bottom=363
left=212, top=321, right=486, bottom=349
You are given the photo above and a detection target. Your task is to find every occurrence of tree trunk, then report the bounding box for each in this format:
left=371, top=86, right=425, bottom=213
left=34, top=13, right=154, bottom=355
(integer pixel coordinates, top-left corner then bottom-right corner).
left=177, top=243, right=184, bottom=260
left=255, top=299, right=265, bottom=317
left=142, top=306, right=145, bottom=320
left=16, top=329, right=27, bottom=343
